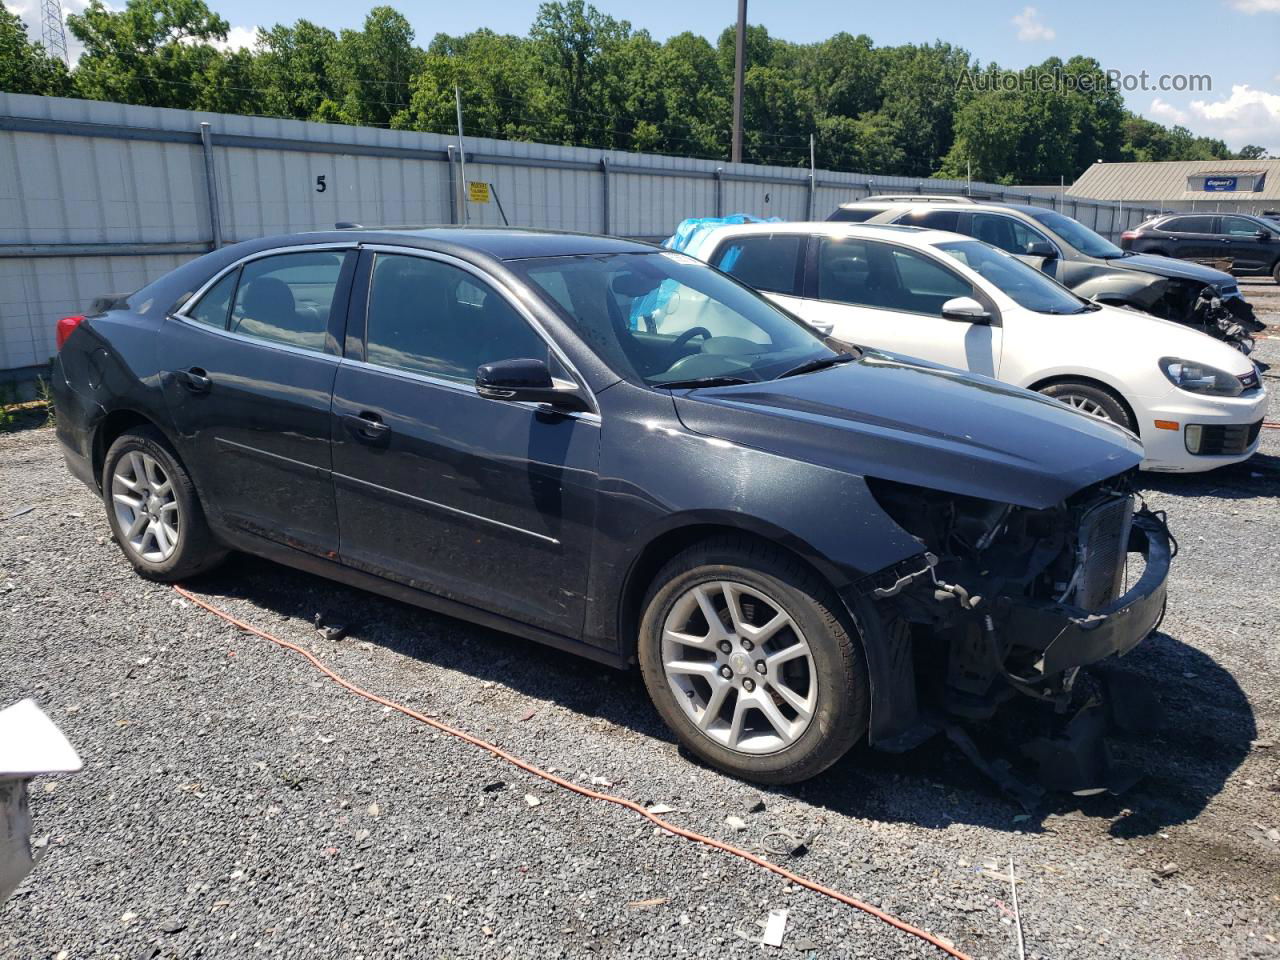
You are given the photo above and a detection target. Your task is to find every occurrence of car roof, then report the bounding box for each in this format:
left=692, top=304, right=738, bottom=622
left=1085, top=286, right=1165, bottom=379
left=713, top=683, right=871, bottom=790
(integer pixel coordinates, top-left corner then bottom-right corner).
left=697, top=220, right=969, bottom=247
left=836, top=199, right=1051, bottom=217
left=266, top=226, right=658, bottom=261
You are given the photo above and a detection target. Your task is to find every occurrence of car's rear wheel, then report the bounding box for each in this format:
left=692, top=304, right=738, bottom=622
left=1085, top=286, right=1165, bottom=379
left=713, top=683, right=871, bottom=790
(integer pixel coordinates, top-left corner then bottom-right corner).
left=1038, top=381, right=1135, bottom=433
left=637, top=536, right=869, bottom=784
left=1272, top=259, right=1280, bottom=284
left=102, top=426, right=226, bottom=580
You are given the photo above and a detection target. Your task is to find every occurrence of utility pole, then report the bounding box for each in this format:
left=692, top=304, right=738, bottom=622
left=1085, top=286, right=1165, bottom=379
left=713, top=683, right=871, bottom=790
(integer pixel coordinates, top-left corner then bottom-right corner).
left=455, top=85, right=469, bottom=225
left=731, top=0, right=747, bottom=164
left=40, top=0, right=68, bottom=65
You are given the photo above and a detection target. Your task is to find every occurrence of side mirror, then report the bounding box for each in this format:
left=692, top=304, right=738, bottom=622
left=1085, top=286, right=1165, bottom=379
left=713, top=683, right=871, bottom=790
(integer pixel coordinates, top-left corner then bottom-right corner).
left=1026, top=241, right=1057, bottom=259
left=475, top=358, right=591, bottom=412
left=941, top=296, right=991, bottom=324
left=1256, top=230, right=1271, bottom=242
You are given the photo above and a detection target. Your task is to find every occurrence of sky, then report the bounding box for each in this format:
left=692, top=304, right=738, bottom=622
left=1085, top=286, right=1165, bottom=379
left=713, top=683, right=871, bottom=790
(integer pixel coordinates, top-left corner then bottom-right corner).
left=8, top=0, right=1280, bottom=152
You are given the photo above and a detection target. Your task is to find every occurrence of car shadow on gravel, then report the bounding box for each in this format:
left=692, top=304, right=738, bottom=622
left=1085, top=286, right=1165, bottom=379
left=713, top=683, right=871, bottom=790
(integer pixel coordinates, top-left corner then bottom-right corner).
left=185, top=555, right=1255, bottom=841
left=797, top=628, right=1256, bottom=837
left=1140, top=451, right=1280, bottom=501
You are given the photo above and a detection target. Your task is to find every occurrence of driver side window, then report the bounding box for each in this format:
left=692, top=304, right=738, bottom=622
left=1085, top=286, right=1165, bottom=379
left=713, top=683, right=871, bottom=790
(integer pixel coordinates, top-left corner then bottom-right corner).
left=364, top=254, right=547, bottom=382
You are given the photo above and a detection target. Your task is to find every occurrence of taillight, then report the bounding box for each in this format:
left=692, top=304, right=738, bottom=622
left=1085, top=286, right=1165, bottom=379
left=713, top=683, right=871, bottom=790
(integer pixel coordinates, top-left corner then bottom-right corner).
left=1120, top=231, right=1137, bottom=241
left=56, top=315, right=84, bottom=351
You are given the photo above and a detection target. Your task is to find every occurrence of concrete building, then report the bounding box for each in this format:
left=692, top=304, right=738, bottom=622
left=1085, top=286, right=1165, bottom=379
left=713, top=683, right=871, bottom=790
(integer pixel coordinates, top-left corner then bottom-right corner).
left=1068, top=158, right=1280, bottom=217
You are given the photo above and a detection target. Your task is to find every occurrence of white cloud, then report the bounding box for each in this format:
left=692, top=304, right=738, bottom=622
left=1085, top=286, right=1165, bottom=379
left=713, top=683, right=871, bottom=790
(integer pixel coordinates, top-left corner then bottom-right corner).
left=1012, top=6, right=1056, bottom=42
left=1149, top=98, right=1189, bottom=125
left=208, top=24, right=259, bottom=53
left=1149, top=84, right=1280, bottom=150
left=1228, top=0, right=1280, bottom=12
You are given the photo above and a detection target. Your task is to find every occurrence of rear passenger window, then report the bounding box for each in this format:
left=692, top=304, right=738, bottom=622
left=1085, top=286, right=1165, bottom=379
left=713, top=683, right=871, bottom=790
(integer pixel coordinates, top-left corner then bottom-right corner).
left=364, top=254, right=547, bottom=382
left=816, top=237, right=875, bottom=305
left=230, top=252, right=346, bottom=352
left=711, top=235, right=803, bottom=295
left=898, top=209, right=960, bottom=232
left=186, top=270, right=238, bottom=329
left=1164, top=216, right=1214, bottom=233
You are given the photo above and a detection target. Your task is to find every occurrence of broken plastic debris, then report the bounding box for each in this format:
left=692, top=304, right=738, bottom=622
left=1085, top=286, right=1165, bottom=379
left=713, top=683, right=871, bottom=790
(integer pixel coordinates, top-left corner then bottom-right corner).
left=725, top=815, right=747, bottom=832
left=589, top=776, right=614, bottom=788
left=524, top=794, right=542, bottom=807
left=645, top=803, right=674, bottom=815
left=761, top=908, right=788, bottom=948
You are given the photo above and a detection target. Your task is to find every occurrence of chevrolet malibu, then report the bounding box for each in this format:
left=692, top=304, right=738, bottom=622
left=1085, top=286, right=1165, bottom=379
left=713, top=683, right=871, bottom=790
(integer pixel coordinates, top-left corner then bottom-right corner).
left=52, top=228, right=1171, bottom=784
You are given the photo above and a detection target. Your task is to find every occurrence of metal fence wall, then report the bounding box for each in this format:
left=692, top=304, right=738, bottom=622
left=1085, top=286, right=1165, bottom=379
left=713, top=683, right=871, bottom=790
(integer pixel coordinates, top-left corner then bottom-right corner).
left=0, top=93, right=1163, bottom=378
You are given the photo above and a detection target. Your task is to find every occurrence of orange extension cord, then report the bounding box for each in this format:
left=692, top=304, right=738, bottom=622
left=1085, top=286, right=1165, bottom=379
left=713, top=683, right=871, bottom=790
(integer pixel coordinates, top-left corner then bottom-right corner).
left=172, top=585, right=973, bottom=958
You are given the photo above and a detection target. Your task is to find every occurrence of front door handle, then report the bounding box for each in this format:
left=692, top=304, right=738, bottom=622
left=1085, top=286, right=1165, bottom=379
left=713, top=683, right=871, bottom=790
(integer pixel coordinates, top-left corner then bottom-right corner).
left=178, top=367, right=211, bottom=392
left=343, top=411, right=389, bottom=441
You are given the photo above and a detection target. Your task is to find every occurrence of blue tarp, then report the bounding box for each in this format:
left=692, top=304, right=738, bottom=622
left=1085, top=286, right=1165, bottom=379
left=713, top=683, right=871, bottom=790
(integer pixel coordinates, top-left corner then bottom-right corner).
left=663, top=214, right=784, bottom=253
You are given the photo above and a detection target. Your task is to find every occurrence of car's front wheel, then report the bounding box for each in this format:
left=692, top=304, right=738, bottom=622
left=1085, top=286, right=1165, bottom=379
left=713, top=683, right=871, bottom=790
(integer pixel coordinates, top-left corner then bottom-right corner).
left=638, top=537, right=869, bottom=784
left=102, top=426, right=226, bottom=581
left=1038, top=381, right=1135, bottom=433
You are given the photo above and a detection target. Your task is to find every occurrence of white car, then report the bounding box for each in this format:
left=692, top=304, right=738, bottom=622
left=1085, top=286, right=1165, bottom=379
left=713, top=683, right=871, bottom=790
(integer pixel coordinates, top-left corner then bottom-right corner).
left=679, top=222, right=1266, bottom=473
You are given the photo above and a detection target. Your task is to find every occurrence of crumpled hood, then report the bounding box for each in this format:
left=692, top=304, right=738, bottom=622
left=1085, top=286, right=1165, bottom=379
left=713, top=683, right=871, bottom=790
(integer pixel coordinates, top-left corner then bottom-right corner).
left=1114, top=253, right=1236, bottom=288
left=673, top=351, right=1143, bottom=509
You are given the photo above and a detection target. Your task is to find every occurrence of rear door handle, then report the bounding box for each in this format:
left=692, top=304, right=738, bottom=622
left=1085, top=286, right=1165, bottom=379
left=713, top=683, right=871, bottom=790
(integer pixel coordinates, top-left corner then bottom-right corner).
left=343, top=411, right=389, bottom=441
left=178, top=367, right=211, bottom=392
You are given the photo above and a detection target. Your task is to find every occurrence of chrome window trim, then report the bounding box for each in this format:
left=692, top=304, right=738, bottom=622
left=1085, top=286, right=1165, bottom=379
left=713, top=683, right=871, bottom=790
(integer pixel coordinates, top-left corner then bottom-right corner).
left=172, top=241, right=356, bottom=323
left=338, top=353, right=602, bottom=425
left=356, top=244, right=601, bottom=418
left=168, top=312, right=343, bottom=363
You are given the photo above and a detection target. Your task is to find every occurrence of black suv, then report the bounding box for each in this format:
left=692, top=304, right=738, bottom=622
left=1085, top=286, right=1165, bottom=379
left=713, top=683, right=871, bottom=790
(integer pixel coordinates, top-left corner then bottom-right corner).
left=832, top=200, right=1262, bottom=350
left=1122, top=213, right=1280, bottom=282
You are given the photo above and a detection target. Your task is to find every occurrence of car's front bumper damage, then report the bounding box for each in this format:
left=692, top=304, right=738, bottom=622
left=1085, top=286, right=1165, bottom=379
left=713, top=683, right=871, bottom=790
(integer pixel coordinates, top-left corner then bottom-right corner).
left=858, top=475, right=1174, bottom=798
left=992, top=509, right=1170, bottom=688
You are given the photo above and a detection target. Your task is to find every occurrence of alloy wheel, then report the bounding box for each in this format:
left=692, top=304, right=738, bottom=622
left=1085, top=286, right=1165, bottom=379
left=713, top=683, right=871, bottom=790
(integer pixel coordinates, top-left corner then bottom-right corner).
left=111, top=451, right=180, bottom=563
left=1060, top=393, right=1113, bottom=421
left=661, top=580, right=817, bottom=755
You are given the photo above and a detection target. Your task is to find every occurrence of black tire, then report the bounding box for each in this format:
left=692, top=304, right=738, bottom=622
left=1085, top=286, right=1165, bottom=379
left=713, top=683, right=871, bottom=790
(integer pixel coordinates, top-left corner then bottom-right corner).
left=637, top=535, right=870, bottom=784
left=1272, top=259, right=1280, bottom=284
left=1038, top=381, right=1135, bottom=433
left=101, top=426, right=227, bottom=581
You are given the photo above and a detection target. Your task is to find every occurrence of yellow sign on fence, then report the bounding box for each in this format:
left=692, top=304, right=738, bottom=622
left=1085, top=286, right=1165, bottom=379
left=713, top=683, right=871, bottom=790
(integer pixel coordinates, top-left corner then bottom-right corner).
left=467, top=181, right=491, bottom=203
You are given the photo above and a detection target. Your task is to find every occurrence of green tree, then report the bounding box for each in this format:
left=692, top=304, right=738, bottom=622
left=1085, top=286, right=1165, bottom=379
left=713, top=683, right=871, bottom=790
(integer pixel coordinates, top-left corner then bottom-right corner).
left=254, top=20, right=339, bottom=121
left=0, top=7, right=73, bottom=95
left=529, top=1, right=632, bottom=146
left=68, top=0, right=233, bottom=108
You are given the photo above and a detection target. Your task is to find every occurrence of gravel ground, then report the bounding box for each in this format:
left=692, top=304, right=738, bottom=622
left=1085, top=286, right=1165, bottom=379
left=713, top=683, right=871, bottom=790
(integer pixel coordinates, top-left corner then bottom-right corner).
left=2, top=299, right=1279, bottom=960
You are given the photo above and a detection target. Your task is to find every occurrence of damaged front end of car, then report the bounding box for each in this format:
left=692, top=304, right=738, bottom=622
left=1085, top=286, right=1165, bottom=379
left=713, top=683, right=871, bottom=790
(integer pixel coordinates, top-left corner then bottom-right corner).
left=1120, top=274, right=1263, bottom=354
left=860, top=471, right=1174, bottom=799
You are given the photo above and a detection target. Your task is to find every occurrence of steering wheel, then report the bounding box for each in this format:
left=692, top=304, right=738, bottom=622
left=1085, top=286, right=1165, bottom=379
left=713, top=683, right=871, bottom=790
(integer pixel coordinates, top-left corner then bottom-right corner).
left=668, top=326, right=713, bottom=357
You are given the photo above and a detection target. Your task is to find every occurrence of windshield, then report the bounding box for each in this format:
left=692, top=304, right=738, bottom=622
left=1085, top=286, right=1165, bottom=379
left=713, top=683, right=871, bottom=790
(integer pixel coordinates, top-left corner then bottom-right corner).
left=510, top=251, right=835, bottom=387
left=935, top=240, right=1093, bottom=314
left=1027, top=209, right=1125, bottom=258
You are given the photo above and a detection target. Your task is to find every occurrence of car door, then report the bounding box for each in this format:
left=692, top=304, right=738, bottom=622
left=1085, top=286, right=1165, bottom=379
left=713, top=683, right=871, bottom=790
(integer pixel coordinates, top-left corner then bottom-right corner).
left=1162, top=215, right=1221, bottom=262
left=791, top=235, right=1003, bottom=377
left=330, top=247, right=600, bottom=638
left=1221, top=216, right=1270, bottom=273
left=158, top=245, right=355, bottom=557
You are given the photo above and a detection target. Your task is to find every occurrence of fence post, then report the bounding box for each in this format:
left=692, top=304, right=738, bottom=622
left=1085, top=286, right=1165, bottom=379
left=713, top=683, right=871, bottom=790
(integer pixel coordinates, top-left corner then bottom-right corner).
left=447, top=146, right=458, bottom=225
left=199, top=122, right=223, bottom=249
left=600, top=156, right=610, bottom=235
left=715, top=168, right=724, bottom=218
